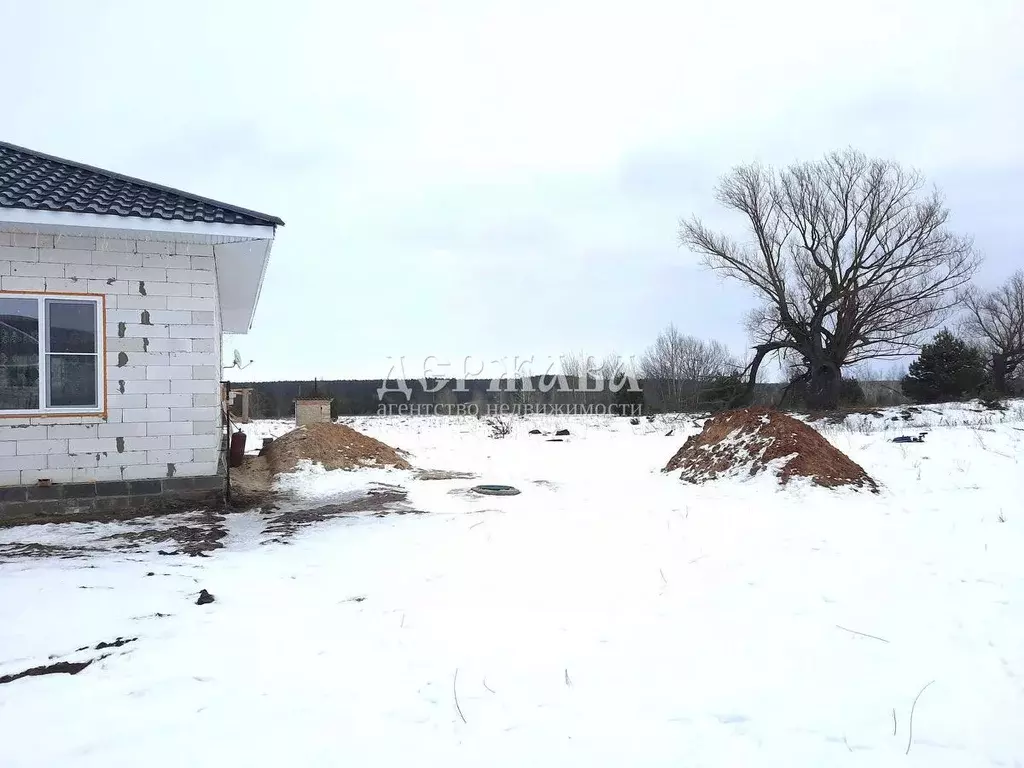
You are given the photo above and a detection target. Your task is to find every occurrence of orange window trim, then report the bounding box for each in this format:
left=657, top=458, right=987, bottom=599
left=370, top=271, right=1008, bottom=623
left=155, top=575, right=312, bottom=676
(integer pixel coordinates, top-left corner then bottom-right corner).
left=0, top=289, right=109, bottom=420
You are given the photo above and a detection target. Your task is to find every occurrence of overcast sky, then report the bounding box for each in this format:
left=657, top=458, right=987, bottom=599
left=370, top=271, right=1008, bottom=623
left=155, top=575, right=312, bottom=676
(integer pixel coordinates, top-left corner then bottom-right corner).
left=4, top=1, right=1022, bottom=381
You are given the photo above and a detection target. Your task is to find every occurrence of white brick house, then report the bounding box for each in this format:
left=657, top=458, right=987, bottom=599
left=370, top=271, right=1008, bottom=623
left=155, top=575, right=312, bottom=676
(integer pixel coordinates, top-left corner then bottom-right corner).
left=0, top=141, right=281, bottom=519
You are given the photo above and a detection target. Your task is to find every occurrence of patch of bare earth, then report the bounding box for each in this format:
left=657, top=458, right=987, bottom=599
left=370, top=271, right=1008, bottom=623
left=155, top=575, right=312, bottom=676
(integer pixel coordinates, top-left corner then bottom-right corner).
left=262, top=487, right=425, bottom=543
left=0, top=637, right=138, bottom=686
left=102, top=510, right=228, bottom=556
left=0, top=510, right=228, bottom=562
left=416, top=469, right=477, bottom=481
left=0, top=542, right=105, bottom=561
left=664, top=406, right=878, bottom=491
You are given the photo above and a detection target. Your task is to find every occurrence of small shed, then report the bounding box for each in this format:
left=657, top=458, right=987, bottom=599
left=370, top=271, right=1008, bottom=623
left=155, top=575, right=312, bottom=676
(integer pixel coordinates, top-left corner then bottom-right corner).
left=294, top=396, right=332, bottom=427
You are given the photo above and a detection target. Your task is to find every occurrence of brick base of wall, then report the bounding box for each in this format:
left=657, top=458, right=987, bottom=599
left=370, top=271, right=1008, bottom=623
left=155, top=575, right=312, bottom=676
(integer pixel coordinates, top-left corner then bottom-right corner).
left=0, top=476, right=225, bottom=526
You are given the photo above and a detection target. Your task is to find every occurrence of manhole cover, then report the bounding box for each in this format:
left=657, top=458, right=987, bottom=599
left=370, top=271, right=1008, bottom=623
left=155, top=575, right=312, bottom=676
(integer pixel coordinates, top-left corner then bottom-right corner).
left=470, top=484, right=521, bottom=496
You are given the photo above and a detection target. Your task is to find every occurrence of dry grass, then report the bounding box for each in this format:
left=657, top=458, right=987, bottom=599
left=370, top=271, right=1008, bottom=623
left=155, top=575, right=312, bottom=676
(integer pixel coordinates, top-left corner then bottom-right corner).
left=817, top=399, right=1024, bottom=438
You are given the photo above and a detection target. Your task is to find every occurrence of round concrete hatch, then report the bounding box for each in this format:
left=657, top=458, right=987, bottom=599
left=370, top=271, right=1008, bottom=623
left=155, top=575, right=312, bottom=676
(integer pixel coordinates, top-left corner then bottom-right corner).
left=470, top=484, right=521, bottom=496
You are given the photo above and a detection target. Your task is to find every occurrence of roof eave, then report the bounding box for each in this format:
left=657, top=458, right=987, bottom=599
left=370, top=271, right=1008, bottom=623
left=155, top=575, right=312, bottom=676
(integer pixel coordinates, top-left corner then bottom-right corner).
left=0, top=207, right=277, bottom=242
left=215, top=238, right=275, bottom=334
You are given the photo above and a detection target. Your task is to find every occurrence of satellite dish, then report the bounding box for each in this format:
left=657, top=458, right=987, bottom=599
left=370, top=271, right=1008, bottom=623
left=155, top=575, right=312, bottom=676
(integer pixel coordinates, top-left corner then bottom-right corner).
left=223, top=349, right=253, bottom=370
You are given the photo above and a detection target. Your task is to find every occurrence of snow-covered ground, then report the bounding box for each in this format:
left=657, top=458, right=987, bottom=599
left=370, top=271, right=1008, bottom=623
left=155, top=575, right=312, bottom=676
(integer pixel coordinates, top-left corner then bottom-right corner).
left=2, top=403, right=1024, bottom=767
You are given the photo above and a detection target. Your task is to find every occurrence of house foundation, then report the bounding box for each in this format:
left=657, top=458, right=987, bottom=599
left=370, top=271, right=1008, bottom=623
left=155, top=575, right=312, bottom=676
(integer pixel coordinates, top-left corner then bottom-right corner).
left=0, top=475, right=225, bottom=526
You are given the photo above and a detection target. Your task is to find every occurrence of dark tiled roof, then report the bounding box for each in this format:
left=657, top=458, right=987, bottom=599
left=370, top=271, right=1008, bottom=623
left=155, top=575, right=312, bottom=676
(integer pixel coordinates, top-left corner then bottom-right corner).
left=0, top=141, right=283, bottom=227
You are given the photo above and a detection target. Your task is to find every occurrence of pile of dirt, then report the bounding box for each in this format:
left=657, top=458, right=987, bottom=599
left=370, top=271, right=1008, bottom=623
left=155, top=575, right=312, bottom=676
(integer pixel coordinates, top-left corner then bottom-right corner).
left=663, top=406, right=877, bottom=491
left=229, top=453, right=276, bottom=507
left=265, top=422, right=411, bottom=475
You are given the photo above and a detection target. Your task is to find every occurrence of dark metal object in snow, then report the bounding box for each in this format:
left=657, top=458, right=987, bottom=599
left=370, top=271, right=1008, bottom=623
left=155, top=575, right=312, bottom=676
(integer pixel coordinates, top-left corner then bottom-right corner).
left=196, top=589, right=215, bottom=605
left=470, top=485, right=521, bottom=496
left=892, top=433, right=927, bottom=443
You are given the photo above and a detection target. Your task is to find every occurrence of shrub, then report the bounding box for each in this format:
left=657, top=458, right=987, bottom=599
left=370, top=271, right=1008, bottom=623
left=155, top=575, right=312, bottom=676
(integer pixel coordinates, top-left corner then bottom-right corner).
left=485, top=416, right=513, bottom=438
left=615, top=382, right=646, bottom=412
left=901, top=330, right=989, bottom=403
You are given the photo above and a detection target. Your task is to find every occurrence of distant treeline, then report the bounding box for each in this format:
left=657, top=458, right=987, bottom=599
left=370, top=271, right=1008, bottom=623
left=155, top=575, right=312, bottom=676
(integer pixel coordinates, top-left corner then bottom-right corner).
left=229, top=377, right=908, bottom=419
left=232, top=377, right=640, bottom=419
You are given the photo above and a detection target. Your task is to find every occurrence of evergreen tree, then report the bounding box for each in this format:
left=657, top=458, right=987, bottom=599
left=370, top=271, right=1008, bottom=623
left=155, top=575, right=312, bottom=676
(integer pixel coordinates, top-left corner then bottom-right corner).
left=902, top=330, right=989, bottom=404
left=614, top=380, right=645, bottom=414
left=698, top=372, right=747, bottom=411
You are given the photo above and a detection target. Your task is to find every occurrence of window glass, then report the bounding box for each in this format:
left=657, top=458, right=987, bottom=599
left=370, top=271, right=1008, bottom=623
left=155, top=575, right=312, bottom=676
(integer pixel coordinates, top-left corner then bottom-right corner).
left=0, top=297, right=40, bottom=410
left=45, top=299, right=99, bottom=408
left=0, top=296, right=102, bottom=412
left=47, top=300, right=97, bottom=354
left=47, top=355, right=98, bottom=407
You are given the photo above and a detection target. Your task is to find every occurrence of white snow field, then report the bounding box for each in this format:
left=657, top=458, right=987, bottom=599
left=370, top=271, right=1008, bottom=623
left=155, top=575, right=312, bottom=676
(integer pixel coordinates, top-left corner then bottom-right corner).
left=2, top=403, right=1023, bottom=767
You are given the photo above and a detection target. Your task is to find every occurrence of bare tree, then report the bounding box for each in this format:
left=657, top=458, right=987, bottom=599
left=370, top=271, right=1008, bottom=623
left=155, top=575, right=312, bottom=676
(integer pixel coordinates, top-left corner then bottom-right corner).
left=640, top=324, right=737, bottom=410
left=596, top=352, right=626, bottom=405
left=639, top=325, right=688, bottom=410
left=848, top=361, right=909, bottom=382
left=559, top=351, right=633, bottom=405
left=679, top=338, right=738, bottom=388
left=598, top=352, right=625, bottom=383
left=559, top=350, right=595, bottom=404
left=680, top=148, right=980, bottom=410
left=963, top=271, right=1024, bottom=393
left=559, top=350, right=589, bottom=380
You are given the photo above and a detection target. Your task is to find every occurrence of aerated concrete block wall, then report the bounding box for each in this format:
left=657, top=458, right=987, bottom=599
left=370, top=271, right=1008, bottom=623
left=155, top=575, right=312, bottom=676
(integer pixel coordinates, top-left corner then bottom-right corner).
left=295, top=399, right=332, bottom=427
left=0, top=230, right=223, bottom=488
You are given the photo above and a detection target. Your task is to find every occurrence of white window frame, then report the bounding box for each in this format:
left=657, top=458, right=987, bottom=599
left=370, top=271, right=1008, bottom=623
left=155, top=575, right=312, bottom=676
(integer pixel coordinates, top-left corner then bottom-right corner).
left=0, top=291, right=106, bottom=416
